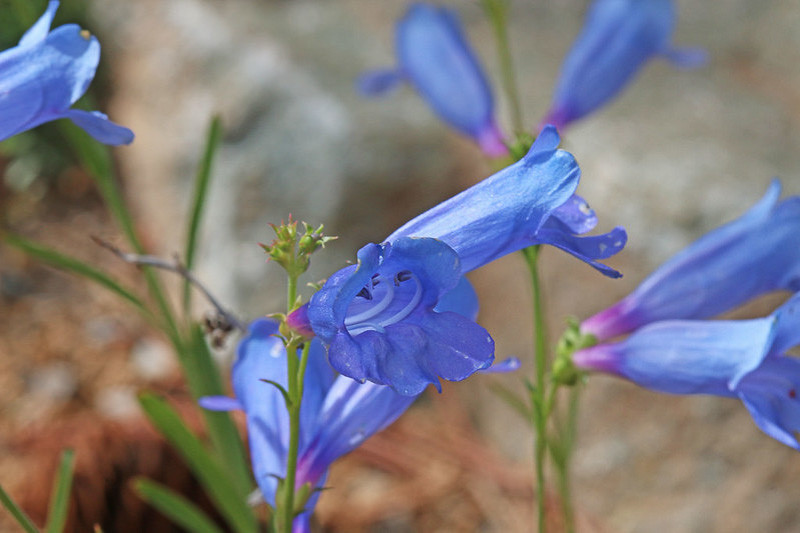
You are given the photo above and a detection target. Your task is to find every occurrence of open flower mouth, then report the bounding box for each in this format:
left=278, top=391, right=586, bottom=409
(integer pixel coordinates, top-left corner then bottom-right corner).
left=345, top=270, right=423, bottom=336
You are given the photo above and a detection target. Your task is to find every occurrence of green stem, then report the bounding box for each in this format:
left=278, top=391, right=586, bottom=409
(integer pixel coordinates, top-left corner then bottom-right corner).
left=558, top=387, right=581, bottom=533
left=279, top=268, right=308, bottom=533
left=523, top=245, right=548, bottom=532
left=482, top=0, right=524, bottom=133
left=281, top=342, right=300, bottom=533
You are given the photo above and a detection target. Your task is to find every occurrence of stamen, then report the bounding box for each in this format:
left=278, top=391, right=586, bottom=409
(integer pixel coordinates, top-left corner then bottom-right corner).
left=345, top=277, right=394, bottom=325
left=346, top=323, right=386, bottom=336
left=356, top=287, right=373, bottom=300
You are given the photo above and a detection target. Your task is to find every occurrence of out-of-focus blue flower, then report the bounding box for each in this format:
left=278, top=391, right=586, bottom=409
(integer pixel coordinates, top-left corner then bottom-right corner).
left=201, top=318, right=519, bottom=530
left=582, top=180, right=800, bottom=341
left=0, top=1, right=133, bottom=145
left=541, top=0, right=706, bottom=130
left=200, top=318, right=417, bottom=533
left=289, top=126, right=626, bottom=395
left=573, top=293, right=800, bottom=450
left=357, top=3, right=507, bottom=157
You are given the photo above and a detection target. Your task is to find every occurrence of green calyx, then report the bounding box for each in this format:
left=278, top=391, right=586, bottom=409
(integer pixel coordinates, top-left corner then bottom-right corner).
left=552, top=317, right=597, bottom=386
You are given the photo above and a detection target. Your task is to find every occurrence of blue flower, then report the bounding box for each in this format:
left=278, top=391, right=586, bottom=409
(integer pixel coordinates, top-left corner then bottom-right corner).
left=200, top=318, right=418, bottom=532
left=202, top=318, right=520, bottom=529
left=290, top=126, right=626, bottom=395
left=0, top=1, right=133, bottom=145
left=357, top=3, right=506, bottom=157
left=582, top=180, right=800, bottom=341
left=573, top=293, right=800, bottom=450
left=541, top=0, right=705, bottom=130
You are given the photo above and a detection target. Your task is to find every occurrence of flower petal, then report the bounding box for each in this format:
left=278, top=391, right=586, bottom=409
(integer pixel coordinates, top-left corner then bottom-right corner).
left=738, top=356, right=800, bottom=450
left=387, top=126, right=580, bottom=273
left=535, top=225, right=627, bottom=278
left=18, top=1, right=59, bottom=48
left=582, top=180, right=800, bottom=340
left=434, top=275, right=479, bottom=320
left=231, top=319, right=334, bottom=505
left=574, top=317, right=776, bottom=395
left=544, top=0, right=682, bottom=128
left=298, top=377, right=416, bottom=484
left=64, top=109, right=134, bottom=145
left=356, top=68, right=403, bottom=96
left=198, top=395, right=242, bottom=412
left=548, top=194, right=598, bottom=234
left=396, top=3, right=497, bottom=142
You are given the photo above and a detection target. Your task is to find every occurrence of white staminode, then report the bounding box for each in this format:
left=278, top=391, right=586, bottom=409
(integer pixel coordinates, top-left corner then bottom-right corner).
left=346, top=272, right=423, bottom=336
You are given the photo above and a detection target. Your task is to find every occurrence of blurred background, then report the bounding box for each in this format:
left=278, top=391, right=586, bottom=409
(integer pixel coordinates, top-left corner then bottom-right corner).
left=1, top=0, right=799, bottom=531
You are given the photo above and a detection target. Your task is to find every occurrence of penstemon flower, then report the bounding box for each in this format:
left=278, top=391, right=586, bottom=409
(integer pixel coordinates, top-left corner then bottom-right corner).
left=357, top=3, right=507, bottom=157
left=289, top=126, right=626, bottom=395
left=582, top=180, right=800, bottom=341
left=201, top=317, right=517, bottom=531
left=201, top=319, right=417, bottom=533
left=0, top=1, right=133, bottom=145
left=573, top=293, right=800, bottom=450
left=541, top=0, right=705, bottom=131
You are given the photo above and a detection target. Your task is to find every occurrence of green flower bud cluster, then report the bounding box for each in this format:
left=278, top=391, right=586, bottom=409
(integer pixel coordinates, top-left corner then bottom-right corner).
left=260, top=217, right=336, bottom=279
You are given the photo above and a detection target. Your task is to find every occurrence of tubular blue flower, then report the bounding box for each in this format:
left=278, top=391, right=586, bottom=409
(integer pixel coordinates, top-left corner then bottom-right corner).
left=541, top=0, right=706, bottom=130
left=582, top=180, right=800, bottom=341
left=200, top=318, right=417, bottom=533
left=0, top=1, right=134, bottom=145
left=201, top=318, right=520, bottom=530
left=357, top=3, right=506, bottom=157
left=289, top=126, right=626, bottom=395
left=573, top=293, right=800, bottom=450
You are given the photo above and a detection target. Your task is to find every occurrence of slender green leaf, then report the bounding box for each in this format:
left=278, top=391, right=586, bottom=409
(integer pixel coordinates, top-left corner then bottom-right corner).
left=4, top=234, right=151, bottom=319
left=45, top=449, right=75, bottom=533
left=184, top=326, right=253, bottom=496
left=183, top=116, right=223, bottom=311
left=138, top=393, right=257, bottom=533
left=488, top=382, right=532, bottom=422
left=0, top=482, right=39, bottom=533
left=134, top=478, right=225, bottom=533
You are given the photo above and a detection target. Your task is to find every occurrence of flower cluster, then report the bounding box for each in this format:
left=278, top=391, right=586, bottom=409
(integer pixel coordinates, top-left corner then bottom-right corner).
left=575, top=181, right=800, bottom=449
left=359, top=0, right=704, bottom=156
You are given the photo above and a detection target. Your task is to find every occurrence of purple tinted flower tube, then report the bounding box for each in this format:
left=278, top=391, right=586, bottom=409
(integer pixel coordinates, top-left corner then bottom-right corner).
left=289, top=126, right=626, bottom=396
left=357, top=3, right=507, bottom=157
left=574, top=293, right=800, bottom=450
left=541, top=0, right=705, bottom=131
left=0, top=1, right=133, bottom=145
left=582, top=180, right=800, bottom=341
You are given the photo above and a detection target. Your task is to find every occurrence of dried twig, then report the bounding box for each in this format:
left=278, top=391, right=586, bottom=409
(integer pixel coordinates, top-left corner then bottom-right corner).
left=91, top=236, right=246, bottom=332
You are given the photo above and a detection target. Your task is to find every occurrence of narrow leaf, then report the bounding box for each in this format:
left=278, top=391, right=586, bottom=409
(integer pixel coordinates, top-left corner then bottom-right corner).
left=134, top=478, right=225, bottom=533
left=185, top=326, right=253, bottom=497
left=183, top=116, right=223, bottom=311
left=488, top=382, right=531, bottom=422
left=45, top=449, right=75, bottom=533
left=4, top=234, right=150, bottom=319
left=138, top=393, right=257, bottom=533
left=0, top=482, right=39, bottom=533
